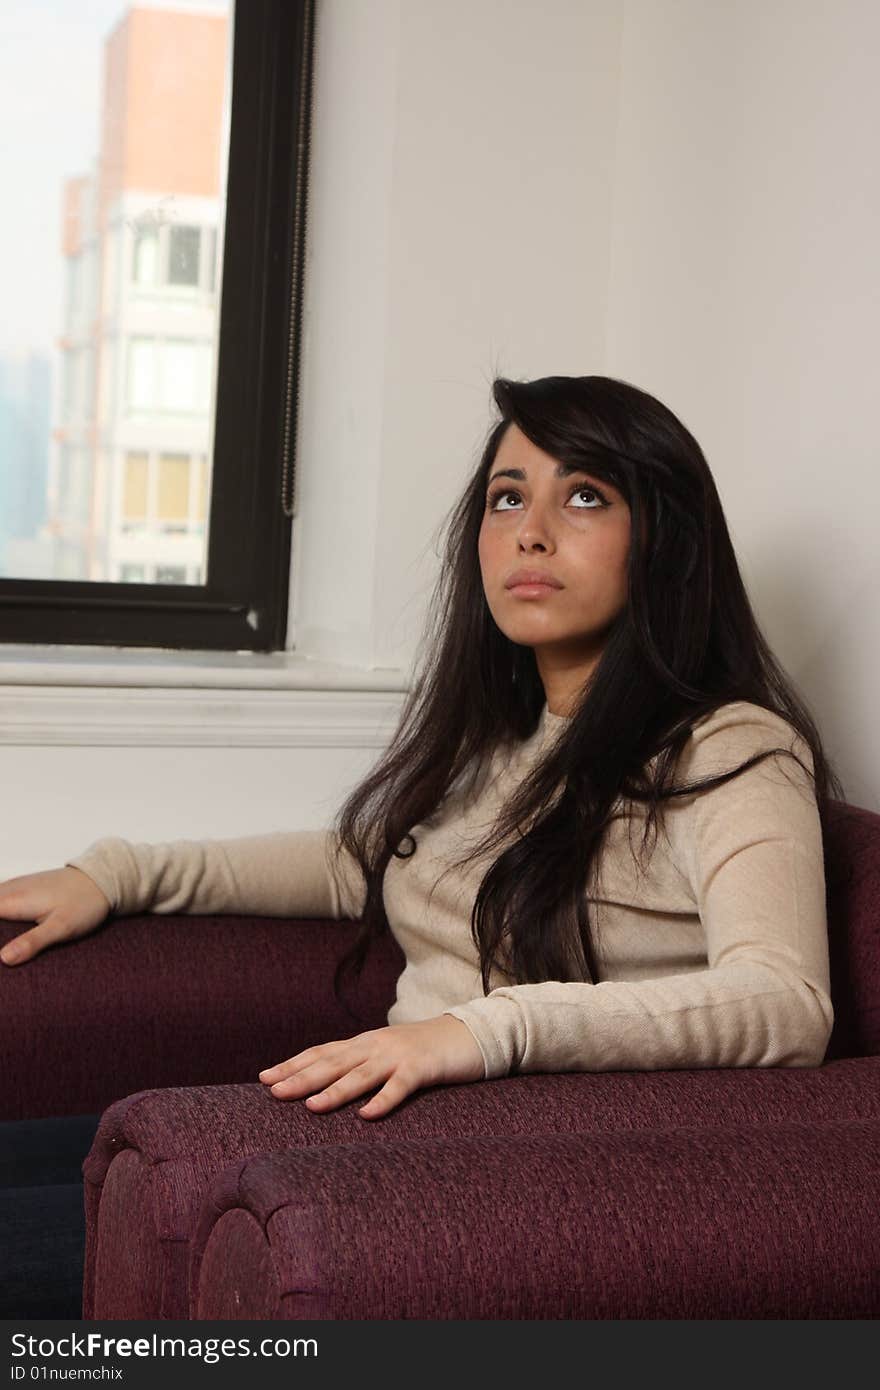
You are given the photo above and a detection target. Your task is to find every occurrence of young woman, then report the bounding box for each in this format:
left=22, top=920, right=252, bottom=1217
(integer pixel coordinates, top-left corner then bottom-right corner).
left=1, top=375, right=845, bottom=1139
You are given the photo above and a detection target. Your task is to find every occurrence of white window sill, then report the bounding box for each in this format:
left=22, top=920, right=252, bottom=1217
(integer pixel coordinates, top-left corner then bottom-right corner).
left=0, top=644, right=410, bottom=747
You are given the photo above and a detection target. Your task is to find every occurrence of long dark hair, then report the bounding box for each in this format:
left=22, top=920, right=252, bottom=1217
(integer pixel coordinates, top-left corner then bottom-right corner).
left=329, top=373, right=846, bottom=1020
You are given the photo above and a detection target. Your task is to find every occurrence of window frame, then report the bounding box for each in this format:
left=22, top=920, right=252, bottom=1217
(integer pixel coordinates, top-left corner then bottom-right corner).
left=0, top=0, right=314, bottom=652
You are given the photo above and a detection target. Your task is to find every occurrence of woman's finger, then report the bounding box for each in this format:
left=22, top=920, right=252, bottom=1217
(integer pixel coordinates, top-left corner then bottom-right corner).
left=267, top=1059, right=345, bottom=1096
left=299, top=1059, right=386, bottom=1110
left=259, top=1038, right=355, bottom=1082
left=266, top=1052, right=372, bottom=1099
left=0, top=914, right=86, bottom=964
left=357, top=1071, right=412, bottom=1119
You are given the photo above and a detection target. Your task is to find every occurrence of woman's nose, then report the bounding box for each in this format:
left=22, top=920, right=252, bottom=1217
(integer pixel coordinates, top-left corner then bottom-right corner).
left=516, top=500, right=555, bottom=545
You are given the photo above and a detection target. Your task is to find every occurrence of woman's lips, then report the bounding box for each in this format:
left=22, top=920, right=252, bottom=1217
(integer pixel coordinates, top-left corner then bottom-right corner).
left=504, top=568, right=563, bottom=590
left=506, top=582, right=562, bottom=596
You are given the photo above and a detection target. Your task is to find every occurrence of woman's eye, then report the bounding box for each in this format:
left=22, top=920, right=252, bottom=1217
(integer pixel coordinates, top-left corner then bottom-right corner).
left=568, top=487, right=606, bottom=509
left=487, top=490, right=520, bottom=511
left=487, top=486, right=606, bottom=512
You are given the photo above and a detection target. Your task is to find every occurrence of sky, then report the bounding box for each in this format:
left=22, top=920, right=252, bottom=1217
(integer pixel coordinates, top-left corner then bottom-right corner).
left=0, top=0, right=228, bottom=360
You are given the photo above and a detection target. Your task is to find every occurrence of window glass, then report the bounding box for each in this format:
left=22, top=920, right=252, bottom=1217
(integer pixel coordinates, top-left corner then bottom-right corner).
left=157, top=453, right=190, bottom=521
left=205, top=228, right=217, bottom=293
left=123, top=451, right=149, bottom=521
left=161, top=341, right=198, bottom=412
left=196, top=455, right=209, bottom=522
left=168, top=224, right=200, bottom=287
left=0, top=1, right=231, bottom=584
left=127, top=338, right=155, bottom=411
left=132, top=226, right=158, bottom=286
left=155, top=564, right=187, bottom=584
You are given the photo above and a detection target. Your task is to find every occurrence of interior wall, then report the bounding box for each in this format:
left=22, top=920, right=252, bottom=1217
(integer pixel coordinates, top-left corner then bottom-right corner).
left=292, top=0, right=622, bottom=669
left=602, top=0, right=879, bottom=809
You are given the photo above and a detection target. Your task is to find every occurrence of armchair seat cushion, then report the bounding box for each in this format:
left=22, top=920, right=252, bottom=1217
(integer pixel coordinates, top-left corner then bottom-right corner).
left=83, top=1056, right=880, bottom=1320
left=191, top=1119, right=880, bottom=1320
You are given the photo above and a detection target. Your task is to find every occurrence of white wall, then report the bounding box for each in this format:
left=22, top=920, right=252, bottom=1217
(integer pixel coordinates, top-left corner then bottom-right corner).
left=291, top=0, right=621, bottom=668
left=1, top=0, right=877, bottom=882
left=602, top=0, right=879, bottom=811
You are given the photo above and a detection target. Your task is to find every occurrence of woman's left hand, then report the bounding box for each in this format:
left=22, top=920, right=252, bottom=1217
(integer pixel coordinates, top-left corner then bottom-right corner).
left=258, top=1015, right=485, bottom=1119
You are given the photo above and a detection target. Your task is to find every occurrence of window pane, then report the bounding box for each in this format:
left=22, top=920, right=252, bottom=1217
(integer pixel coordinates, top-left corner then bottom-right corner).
left=196, top=454, right=209, bottom=521
left=127, top=338, right=155, bottom=411
left=157, top=453, right=190, bottom=521
left=0, top=0, right=231, bottom=583
left=205, top=228, right=217, bottom=293
left=161, top=341, right=198, bottom=412
left=155, top=564, right=187, bottom=584
left=168, top=225, right=200, bottom=287
left=132, top=226, right=158, bottom=285
left=123, top=451, right=149, bottom=521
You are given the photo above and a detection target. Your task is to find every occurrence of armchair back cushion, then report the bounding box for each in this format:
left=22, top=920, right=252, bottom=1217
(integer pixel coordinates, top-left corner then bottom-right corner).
left=822, top=799, right=880, bottom=1058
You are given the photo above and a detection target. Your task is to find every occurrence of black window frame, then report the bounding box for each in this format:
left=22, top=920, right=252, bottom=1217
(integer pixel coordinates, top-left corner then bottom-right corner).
left=0, top=0, right=314, bottom=652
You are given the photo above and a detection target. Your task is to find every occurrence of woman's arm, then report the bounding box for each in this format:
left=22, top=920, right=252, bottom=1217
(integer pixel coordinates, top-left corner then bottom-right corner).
left=65, top=828, right=368, bottom=920
left=443, top=706, right=833, bottom=1080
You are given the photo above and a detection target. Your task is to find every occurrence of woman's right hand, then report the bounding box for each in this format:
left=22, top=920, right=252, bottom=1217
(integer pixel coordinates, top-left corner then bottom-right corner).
left=0, top=868, right=112, bottom=966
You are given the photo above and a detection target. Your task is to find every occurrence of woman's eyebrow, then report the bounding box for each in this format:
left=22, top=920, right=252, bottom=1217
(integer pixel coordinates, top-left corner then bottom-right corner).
left=486, top=463, right=610, bottom=488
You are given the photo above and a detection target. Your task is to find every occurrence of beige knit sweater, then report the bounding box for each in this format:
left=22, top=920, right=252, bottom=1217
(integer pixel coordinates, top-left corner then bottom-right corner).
left=65, top=700, right=834, bottom=1080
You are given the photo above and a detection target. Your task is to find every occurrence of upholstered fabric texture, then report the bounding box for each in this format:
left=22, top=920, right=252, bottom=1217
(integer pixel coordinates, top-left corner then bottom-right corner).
left=83, top=1057, right=880, bottom=1320
left=190, top=1120, right=880, bottom=1319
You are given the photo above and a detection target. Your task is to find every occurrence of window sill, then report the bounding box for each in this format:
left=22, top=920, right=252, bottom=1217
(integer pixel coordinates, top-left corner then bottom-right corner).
left=0, top=644, right=409, bottom=747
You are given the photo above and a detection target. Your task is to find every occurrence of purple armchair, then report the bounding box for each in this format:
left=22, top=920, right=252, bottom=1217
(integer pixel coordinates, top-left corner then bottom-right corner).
left=2, top=798, right=879, bottom=1319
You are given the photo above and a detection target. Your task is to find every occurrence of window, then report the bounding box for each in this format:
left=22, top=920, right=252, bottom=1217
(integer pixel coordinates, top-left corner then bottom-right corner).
left=155, top=565, right=188, bottom=585
left=130, top=224, right=217, bottom=298
left=160, top=341, right=200, bottom=414
left=168, top=225, right=201, bottom=287
left=122, top=452, right=149, bottom=527
left=206, top=229, right=218, bottom=294
left=0, top=0, right=314, bottom=651
left=119, top=450, right=206, bottom=538
left=196, top=456, right=210, bottom=525
left=157, top=453, right=191, bottom=527
left=132, top=226, right=158, bottom=286
left=126, top=339, right=155, bottom=413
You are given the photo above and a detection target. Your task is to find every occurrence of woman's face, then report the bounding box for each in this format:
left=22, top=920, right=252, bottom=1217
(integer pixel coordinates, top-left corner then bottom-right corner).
left=478, top=423, right=635, bottom=700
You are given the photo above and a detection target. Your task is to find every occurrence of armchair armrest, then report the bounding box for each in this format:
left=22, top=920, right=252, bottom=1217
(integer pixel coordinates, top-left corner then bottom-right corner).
left=192, top=1117, right=880, bottom=1319
left=82, top=1058, right=880, bottom=1319
left=0, top=913, right=403, bottom=1121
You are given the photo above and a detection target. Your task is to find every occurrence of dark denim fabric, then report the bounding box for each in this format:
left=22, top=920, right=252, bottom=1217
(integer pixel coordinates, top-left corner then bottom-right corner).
left=0, top=1113, right=102, bottom=1319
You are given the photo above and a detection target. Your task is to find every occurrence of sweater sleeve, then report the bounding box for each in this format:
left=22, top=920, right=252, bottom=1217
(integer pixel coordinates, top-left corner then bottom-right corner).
left=65, top=828, right=368, bottom=920
left=442, top=705, right=833, bottom=1081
